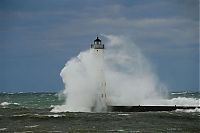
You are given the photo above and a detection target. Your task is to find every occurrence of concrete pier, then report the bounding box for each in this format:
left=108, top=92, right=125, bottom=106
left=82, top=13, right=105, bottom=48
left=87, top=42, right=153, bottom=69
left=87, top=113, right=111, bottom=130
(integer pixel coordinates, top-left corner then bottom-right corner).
left=108, top=106, right=200, bottom=112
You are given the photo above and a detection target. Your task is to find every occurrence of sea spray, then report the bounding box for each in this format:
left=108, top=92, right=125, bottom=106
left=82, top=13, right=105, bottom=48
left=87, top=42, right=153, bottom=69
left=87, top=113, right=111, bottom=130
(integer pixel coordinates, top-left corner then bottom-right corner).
left=52, top=35, right=167, bottom=112
left=103, top=35, right=166, bottom=106
left=54, top=51, right=99, bottom=112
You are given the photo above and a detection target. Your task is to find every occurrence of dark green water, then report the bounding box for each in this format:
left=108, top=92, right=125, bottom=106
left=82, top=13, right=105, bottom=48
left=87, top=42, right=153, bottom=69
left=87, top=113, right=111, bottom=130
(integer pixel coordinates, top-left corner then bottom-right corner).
left=0, top=92, right=199, bottom=132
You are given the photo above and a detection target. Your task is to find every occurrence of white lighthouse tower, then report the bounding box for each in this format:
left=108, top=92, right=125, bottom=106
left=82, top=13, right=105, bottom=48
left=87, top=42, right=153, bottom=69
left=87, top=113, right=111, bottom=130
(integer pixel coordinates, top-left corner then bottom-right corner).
left=90, top=36, right=107, bottom=111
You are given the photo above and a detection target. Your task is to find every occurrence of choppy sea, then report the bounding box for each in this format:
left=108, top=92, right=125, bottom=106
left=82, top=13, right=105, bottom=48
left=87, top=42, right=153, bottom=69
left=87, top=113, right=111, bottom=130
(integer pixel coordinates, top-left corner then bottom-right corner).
left=0, top=92, right=199, bottom=132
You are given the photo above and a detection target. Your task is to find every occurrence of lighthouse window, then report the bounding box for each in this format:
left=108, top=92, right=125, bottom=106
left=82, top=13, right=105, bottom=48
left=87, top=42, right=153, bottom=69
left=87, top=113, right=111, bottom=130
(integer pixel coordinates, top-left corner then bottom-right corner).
left=97, top=50, right=98, bottom=52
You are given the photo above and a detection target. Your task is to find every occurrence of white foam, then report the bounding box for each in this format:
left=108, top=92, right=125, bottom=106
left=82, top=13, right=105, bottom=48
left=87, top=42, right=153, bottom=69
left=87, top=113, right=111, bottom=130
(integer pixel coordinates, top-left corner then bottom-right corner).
left=51, top=105, right=90, bottom=112
left=171, top=92, right=188, bottom=95
left=0, top=102, right=10, bottom=106
left=13, top=114, right=28, bottom=117
left=25, top=125, right=39, bottom=128
left=160, top=97, right=199, bottom=106
left=0, top=128, right=7, bottom=131
left=50, top=105, right=55, bottom=108
left=117, top=130, right=125, bottom=132
left=0, top=102, right=20, bottom=106
left=47, top=114, right=64, bottom=118
left=175, top=108, right=200, bottom=113
left=118, top=114, right=129, bottom=116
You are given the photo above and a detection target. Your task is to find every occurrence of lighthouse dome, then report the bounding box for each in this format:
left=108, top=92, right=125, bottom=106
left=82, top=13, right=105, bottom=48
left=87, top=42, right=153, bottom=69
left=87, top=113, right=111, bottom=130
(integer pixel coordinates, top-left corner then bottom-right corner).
left=94, top=36, right=101, bottom=42
left=91, top=36, right=104, bottom=49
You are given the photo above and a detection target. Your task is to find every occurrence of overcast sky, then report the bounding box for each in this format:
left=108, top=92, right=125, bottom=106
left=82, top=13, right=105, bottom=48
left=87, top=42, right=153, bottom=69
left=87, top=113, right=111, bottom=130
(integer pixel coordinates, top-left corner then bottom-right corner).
left=0, top=0, right=199, bottom=92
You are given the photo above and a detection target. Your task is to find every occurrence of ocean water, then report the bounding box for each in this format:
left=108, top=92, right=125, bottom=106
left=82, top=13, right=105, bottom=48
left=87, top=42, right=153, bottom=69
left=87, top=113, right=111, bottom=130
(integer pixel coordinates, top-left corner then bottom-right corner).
left=0, top=92, right=199, bottom=132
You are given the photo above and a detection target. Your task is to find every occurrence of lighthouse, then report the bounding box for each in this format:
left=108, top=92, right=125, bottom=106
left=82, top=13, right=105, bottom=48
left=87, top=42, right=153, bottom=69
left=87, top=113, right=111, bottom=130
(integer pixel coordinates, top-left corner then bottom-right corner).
left=91, top=36, right=104, bottom=49
left=90, top=36, right=107, bottom=111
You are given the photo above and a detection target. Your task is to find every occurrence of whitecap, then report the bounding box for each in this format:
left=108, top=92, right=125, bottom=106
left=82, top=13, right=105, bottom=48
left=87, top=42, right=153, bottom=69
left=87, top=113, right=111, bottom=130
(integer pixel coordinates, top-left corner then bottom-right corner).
left=118, top=113, right=129, bottom=116
left=13, top=114, right=28, bottom=117
left=0, top=102, right=20, bottom=106
left=51, top=105, right=91, bottom=113
left=50, top=105, right=55, bottom=108
left=25, top=125, right=39, bottom=128
left=117, top=130, right=124, bottom=132
left=13, top=102, right=20, bottom=105
left=143, top=97, right=200, bottom=106
left=0, top=128, right=7, bottom=131
left=175, top=108, right=200, bottom=113
left=0, top=102, right=10, bottom=106
left=47, top=114, right=65, bottom=118
left=171, top=91, right=188, bottom=95
left=163, top=97, right=200, bottom=106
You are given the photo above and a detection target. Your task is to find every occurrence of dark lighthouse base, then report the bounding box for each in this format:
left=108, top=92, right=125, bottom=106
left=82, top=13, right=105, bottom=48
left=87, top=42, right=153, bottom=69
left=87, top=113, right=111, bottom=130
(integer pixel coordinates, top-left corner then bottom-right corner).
left=107, top=106, right=200, bottom=112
